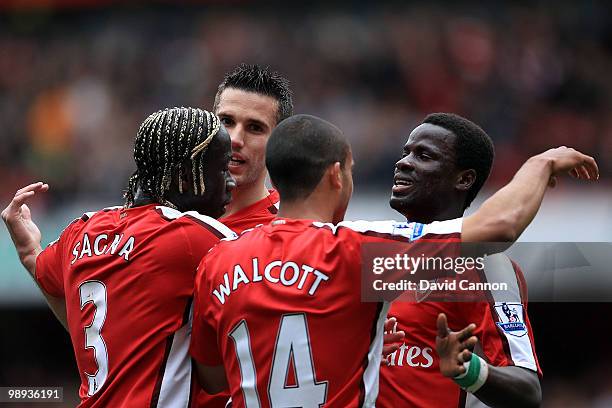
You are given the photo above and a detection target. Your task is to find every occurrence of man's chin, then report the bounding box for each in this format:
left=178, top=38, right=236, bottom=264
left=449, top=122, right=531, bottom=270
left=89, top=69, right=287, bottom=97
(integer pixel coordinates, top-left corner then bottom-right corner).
left=389, top=195, right=414, bottom=215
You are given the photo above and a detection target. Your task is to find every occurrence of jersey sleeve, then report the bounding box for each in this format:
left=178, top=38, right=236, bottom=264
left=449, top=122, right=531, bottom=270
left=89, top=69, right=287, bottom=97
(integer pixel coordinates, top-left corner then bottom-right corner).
left=334, top=218, right=462, bottom=243
left=35, top=223, right=76, bottom=298
left=333, top=219, right=463, bottom=283
left=190, top=259, right=223, bottom=366
left=474, top=255, right=541, bottom=375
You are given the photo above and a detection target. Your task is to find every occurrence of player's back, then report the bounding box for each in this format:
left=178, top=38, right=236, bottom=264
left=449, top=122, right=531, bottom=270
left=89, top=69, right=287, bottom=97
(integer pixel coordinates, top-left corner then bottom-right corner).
left=192, top=218, right=393, bottom=408
left=35, top=204, right=234, bottom=407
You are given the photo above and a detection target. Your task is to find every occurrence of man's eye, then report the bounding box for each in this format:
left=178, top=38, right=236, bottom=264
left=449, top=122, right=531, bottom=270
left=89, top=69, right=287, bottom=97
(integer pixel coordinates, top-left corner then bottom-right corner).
left=248, top=124, right=263, bottom=133
left=220, top=117, right=233, bottom=126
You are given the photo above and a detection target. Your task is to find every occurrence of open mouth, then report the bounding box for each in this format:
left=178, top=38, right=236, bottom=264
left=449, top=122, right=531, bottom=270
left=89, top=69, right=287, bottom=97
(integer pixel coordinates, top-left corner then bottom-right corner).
left=394, top=179, right=413, bottom=187
left=392, top=176, right=415, bottom=194
left=230, top=155, right=246, bottom=166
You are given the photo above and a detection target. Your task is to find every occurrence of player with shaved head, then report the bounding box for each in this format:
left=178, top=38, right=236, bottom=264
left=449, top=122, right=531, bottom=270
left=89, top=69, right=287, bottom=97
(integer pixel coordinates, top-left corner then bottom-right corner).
left=189, top=113, right=597, bottom=407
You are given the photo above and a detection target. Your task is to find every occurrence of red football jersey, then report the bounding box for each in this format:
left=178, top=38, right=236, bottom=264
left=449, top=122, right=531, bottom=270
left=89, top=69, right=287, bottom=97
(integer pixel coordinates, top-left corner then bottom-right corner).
left=194, top=190, right=280, bottom=408
left=35, top=204, right=235, bottom=408
left=378, top=255, right=541, bottom=408
left=220, top=189, right=279, bottom=234
left=190, top=218, right=462, bottom=407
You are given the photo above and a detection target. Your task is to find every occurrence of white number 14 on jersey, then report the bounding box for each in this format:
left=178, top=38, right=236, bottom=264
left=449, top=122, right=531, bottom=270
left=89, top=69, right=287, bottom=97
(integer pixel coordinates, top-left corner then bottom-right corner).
left=229, top=313, right=328, bottom=407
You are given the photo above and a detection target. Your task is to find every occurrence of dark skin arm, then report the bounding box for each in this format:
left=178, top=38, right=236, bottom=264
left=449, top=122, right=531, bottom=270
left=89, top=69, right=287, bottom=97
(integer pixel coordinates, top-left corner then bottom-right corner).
left=194, top=361, right=229, bottom=395
left=463, top=147, right=598, bottom=243
left=437, top=313, right=541, bottom=408
left=474, top=365, right=541, bottom=408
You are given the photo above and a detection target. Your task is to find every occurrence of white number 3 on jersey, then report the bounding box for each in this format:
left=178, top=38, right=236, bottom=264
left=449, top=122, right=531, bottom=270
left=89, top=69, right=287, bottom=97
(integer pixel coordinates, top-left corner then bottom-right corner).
left=79, top=281, right=109, bottom=396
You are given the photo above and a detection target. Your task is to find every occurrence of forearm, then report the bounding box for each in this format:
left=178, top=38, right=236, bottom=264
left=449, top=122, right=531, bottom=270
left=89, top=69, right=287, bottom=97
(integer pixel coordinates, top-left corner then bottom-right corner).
left=473, top=365, right=541, bottom=408
left=464, top=156, right=553, bottom=242
left=18, top=245, right=43, bottom=279
left=20, top=248, right=69, bottom=331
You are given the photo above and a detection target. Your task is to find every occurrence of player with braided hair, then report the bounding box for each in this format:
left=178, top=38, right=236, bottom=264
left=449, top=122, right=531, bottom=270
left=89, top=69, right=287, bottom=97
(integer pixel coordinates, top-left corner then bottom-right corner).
left=2, top=107, right=235, bottom=407
left=124, top=107, right=229, bottom=215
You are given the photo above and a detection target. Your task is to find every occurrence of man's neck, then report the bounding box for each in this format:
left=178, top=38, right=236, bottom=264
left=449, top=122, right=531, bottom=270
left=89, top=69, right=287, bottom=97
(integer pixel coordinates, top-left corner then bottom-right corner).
left=276, top=200, right=335, bottom=224
left=276, top=188, right=338, bottom=223
left=131, top=188, right=158, bottom=208
left=403, top=206, right=464, bottom=224
left=224, top=182, right=270, bottom=217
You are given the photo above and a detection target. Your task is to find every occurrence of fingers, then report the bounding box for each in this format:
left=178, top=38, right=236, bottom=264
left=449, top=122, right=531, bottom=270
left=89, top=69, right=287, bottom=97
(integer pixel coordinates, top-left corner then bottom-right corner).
left=575, top=164, right=590, bottom=180
left=384, top=317, right=397, bottom=332
left=545, top=147, right=599, bottom=182
left=456, top=323, right=476, bottom=342
left=382, top=343, right=400, bottom=357
left=568, top=151, right=598, bottom=180
left=3, top=183, right=47, bottom=224
left=9, top=191, right=36, bottom=213
left=436, top=313, right=449, bottom=339
left=384, top=330, right=405, bottom=345
left=458, top=349, right=472, bottom=364
left=582, top=154, right=599, bottom=180
left=15, top=182, right=49, bottom=197
left=462, top=335, right=478, bottom=351
left=8, top=183, right=48, bottom=211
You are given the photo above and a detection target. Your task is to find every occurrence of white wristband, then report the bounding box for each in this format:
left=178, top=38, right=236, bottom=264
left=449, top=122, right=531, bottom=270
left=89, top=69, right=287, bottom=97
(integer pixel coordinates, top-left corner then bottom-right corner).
left=465, top=356, right=489, bottom=393
left=453, top=354, right=489, bottom=394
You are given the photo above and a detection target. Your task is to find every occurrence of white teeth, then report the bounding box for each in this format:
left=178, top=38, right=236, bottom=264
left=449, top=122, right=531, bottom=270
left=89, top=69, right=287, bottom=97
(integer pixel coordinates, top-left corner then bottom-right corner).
left=395, top=180, right=412, bottom=186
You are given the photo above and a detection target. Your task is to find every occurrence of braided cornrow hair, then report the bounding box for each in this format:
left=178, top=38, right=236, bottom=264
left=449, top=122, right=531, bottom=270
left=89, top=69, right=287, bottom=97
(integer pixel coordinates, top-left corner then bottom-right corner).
left=124, top=107, right=221, bottom=208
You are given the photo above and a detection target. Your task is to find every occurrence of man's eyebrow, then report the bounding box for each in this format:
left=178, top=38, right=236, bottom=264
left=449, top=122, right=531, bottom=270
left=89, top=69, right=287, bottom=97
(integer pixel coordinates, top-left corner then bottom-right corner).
left=246, top=118, right=269, bottom=128
left=404, top=141, right=439, bottom=153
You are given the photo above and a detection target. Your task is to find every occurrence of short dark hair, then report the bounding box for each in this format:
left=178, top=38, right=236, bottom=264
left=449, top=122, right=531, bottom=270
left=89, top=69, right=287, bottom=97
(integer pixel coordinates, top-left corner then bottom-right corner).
left=266, top=114, right=349, bottom=202
left=124, top=107, right=220, bottom=208
left=213, top=63, right=293, bottom=123
left=423, top=113, right=495, bottom=209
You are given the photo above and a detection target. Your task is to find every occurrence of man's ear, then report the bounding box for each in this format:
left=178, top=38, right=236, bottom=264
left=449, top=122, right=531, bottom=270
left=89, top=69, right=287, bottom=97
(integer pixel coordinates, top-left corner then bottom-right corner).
left=328, top=162, right=343, bottom=190
left=456, top=169, right=476, bottom=192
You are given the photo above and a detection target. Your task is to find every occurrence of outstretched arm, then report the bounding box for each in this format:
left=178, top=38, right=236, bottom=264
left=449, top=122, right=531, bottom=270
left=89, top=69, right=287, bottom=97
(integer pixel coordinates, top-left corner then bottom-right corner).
left=463, top=147, right=598, bottom=243
left=436, top=313, right=541, bottom=408
left=2, top=182, right=68, bottom=329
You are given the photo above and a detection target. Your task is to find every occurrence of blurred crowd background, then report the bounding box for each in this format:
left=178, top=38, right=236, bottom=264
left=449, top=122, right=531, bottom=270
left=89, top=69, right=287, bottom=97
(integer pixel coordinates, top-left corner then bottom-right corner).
left=1, top=1, right=611, bottom=407
left=1, top=0, right=612, bottom=207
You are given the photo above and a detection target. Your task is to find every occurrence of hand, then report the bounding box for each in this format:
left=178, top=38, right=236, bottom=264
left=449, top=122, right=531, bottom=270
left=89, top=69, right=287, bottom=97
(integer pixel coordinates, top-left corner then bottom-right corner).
left=382, top=317, right=405, bottom=364
left=533, top=146, right=599, bottom=187
left=2, top=182, right=48, bottom=272
left=435, top=313, right=478, bottom=378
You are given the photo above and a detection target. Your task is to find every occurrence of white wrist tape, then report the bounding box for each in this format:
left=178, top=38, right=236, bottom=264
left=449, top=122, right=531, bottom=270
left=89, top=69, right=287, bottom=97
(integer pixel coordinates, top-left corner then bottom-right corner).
left=453, top=354, right=489, bottom=393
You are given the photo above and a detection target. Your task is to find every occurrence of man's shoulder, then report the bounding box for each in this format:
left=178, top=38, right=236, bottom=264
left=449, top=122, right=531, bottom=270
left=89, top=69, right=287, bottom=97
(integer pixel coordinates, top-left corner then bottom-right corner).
left=154, top=206, right=235, bottom=239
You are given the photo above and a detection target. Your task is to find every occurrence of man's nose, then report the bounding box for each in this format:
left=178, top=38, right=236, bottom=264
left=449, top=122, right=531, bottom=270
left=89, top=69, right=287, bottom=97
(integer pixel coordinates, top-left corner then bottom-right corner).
left=395, top=155, right=415, bottom=171
left=230, top=125, right=245, bottom=149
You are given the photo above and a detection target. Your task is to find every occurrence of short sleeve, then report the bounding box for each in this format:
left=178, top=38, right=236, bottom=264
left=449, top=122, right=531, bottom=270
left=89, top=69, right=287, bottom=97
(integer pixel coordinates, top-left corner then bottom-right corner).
left=474, top=256, right=541, bottom=376
left=189, top=259, right=223, bottom=366
left=35, top=235, right=68, bottom=298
